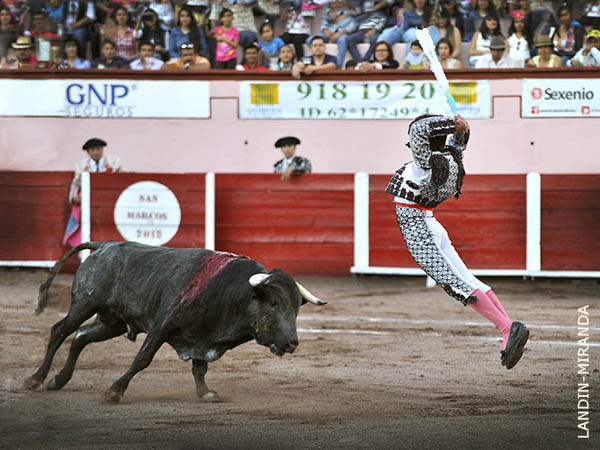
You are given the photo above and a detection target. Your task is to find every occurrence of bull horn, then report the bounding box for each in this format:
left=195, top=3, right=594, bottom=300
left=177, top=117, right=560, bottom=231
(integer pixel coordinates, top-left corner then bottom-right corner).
left=295, top=282, right=327, bottom=305
left=249, top=273, right=271, bottom=287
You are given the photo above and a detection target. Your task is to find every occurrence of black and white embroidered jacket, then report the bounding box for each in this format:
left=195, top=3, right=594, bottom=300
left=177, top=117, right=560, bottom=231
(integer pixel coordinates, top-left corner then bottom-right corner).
left=386, top=116, right=469, bottom=208
left=274, top=156, right=312, bottom=175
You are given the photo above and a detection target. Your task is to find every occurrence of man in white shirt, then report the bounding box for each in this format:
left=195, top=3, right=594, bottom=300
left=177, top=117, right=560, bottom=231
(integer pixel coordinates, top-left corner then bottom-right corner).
left=130, top=41, right=164, bottom=70
left=475, top=35, right=523, bottom=68
left=568, top=29, right=600, bottom=67
left=64, top=138, right=122, bottom=249
left=69, top=138, right=122, bottom=204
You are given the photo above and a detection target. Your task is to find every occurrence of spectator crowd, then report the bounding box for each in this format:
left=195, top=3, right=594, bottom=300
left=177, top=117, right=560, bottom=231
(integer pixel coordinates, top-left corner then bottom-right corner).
left=0, top=0, right=598, bottom=70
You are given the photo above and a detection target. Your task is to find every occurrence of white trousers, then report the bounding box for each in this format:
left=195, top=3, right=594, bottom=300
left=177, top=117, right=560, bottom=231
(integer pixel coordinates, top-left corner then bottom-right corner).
left=396, top=205, right=490, bottom=304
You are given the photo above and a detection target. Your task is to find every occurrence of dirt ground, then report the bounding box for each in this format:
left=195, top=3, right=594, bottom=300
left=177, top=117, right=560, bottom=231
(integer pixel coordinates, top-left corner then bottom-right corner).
left=0, top=268, right=598, bottom=450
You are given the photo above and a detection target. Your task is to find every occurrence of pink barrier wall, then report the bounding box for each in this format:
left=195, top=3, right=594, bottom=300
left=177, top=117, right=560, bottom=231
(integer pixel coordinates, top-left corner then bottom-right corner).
left=1, top=71, right=599, bottom=175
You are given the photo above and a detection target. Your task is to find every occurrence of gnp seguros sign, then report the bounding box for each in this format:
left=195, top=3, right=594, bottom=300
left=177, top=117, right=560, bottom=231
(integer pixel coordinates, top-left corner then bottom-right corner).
left=0, top=79, right=210, bottom=118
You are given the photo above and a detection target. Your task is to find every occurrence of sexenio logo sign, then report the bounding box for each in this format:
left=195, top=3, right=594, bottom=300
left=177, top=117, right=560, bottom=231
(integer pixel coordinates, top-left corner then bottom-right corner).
left=523, top=79, right=599, bottom=117
left=0, top=79, right=210, bottom=118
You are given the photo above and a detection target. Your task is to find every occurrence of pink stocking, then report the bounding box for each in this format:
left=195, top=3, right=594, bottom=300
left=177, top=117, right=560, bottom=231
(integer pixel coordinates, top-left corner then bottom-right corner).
left=485, top=290, right=511, bottom=322
left=469, top=290, right=512, bottom=348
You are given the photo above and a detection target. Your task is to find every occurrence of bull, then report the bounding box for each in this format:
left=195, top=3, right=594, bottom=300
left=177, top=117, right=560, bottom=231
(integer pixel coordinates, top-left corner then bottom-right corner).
left=25, top=241, right=326, bottom=402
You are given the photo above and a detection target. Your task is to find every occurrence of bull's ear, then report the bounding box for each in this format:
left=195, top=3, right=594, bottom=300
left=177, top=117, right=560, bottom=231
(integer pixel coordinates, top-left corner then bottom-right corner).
left=249, top=273, right=271, bottom=287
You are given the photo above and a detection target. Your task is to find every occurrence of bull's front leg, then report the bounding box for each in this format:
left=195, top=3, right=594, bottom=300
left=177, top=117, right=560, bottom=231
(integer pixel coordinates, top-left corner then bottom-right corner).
left=192, top=359, right=223, bottom=402
left=104, top=331, right=166, bottom=403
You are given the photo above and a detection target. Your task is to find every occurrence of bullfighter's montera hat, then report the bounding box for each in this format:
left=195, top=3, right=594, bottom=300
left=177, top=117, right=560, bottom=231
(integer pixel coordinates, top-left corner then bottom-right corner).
left=275, top=136, right=301, bottom=148
left=82, top=138, right=107, bottom=150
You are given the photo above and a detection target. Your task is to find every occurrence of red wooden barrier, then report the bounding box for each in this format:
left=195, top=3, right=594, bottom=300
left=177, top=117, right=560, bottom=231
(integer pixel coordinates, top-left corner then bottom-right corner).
left=369, top=174, right=527, bottom=269
left=91, top=173, right=206, bottom=248
left=541, top=175, right=600, bottom=271
left=2, top=171, right=599, bottom=275
left=215, top=174, right=354, bottom=276
left=0, top=171, right=76, bottom=268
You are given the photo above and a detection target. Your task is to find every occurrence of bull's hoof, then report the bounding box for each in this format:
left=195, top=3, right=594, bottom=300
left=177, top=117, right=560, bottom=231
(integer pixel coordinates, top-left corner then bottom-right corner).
left=24, top=376, right=43, bottom=391
left=104, top=388, right=122, bottom=403
left=47, top=375, right=67, bottom=391
left=200, top=391, right=223, bottom=403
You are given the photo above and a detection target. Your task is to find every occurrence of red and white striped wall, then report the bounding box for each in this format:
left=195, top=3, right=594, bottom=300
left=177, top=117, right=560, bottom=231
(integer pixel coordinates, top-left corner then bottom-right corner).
left=1, top=171, right=598, bottom=277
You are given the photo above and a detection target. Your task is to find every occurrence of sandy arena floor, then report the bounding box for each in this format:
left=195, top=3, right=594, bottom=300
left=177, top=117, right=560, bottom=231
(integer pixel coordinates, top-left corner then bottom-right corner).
left=0, top=269, right=598, bottom=450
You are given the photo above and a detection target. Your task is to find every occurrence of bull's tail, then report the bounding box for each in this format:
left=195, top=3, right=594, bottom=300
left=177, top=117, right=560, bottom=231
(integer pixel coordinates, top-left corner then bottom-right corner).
left=35, top=242, right=107, bottom=315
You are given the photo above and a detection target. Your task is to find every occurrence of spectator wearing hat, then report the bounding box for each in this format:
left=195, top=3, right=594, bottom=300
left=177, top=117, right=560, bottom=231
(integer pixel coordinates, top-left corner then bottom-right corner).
left=509, top=0, right=552, bottom=35
left=236, top=43, right=269, bottom=70
left=568, top=29, right=600, bottom=67
left=92, top=39, right=129, bottom=68
left=291, top=35, right=337, bottom=79
left=162, top=41, right=211, bottom=69
left=274, top=136, right=312, bottom=181
left=64, top=138, right=122, bottom=248
left=507, top=10, right=533, bottom=63
left=526, top=34, right=561, bottom=67
left=580, top=1, right=600, bottom=31
left=475, top=35, right=522, bottom=67
left=0, top=35, right=37, bottom=68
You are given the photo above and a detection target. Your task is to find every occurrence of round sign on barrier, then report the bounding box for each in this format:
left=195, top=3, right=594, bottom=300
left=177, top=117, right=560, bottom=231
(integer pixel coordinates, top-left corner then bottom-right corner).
left=113, top=181, right=181, bottom=246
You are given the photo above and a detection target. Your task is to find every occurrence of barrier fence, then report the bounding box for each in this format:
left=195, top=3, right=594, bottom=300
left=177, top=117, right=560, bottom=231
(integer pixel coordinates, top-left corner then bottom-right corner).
left=0, top=171, right=598, bottom=277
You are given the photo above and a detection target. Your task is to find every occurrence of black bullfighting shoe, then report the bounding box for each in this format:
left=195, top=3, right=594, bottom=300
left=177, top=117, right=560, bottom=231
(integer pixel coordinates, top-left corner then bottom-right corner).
left=501, top=321, right=529, bottom=369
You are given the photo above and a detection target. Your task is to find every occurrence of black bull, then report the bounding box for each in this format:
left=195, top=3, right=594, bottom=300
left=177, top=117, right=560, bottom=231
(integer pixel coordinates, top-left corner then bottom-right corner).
left=25, top=241, right=326, bottom=402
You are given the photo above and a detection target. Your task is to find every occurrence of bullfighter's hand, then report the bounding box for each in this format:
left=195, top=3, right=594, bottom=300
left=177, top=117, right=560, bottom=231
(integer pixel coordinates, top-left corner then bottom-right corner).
left=454, top=114, right=469, bottom=134
left=281, top=167, right=293, bottom=181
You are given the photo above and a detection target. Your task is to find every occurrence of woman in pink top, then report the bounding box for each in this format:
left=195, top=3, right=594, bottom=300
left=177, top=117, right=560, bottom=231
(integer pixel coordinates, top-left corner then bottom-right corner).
left=214, top=8, right=239, bottom=69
